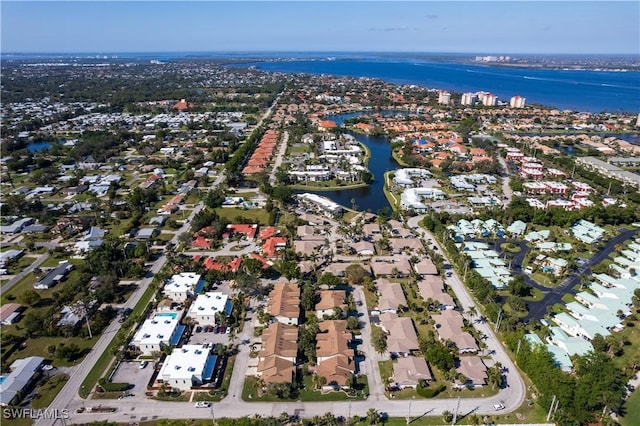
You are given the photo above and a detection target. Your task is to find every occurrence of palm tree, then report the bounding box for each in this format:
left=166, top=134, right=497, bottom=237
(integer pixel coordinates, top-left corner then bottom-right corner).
left=465, top=306, right=478, bottom=321
left=441, top=410, right=453, bottom=423
left=366, top=408, right=380, bottom=425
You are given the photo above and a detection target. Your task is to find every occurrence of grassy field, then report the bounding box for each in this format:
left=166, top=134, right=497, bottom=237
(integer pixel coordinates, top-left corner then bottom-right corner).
left=287, top=144, right=310, bottom=153
left=242, top=375, right=369, bottom=402
left=31, top=373, right=70, bottom=409
left=620, top=388, right=640, bottom=426
left=214, top=207, right=270, bottom=225
left=80, top=280, right=157, bottom=398
left=299, top=375, right=369, bottom=401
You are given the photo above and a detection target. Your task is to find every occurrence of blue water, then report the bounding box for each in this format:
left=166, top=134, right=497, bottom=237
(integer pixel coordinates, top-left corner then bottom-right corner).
left=0, top=376, right=6, bottom=385
left=247, top=59, right=640, bottom=113
left=155, top=312, right=178, bottom=319
left=27, top=140, right=64, bottom=153
left=295, top=111, right=399, bottom=213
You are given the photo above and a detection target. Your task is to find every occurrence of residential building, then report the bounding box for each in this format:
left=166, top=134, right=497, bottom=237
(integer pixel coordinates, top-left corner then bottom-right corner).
left=257, top=322, right=298, bottom=385
left=158, top=345, right=218, bottom=390
left=376, top=279, right=407, bottom=313
left=0, top=357, right=44, bottom=406
left=315, top=320, right=354, bottom=389
left=34, top=261, right=74, bottom=290
left=510, top=96, right=526, bottom=108
left=315, top=290, right=347, bottom=319
left=132, top=314, right=183, bottom=355
left=378, top=312, right=419, bottom=357
left=163, top=272, right=205, bottom=303
left=431, top=310, right=478, bottom=353
left=187, top=292, right=232, bottom=325
left=455, top=356, right=487, bottom=388
left=391, top=356, right=432, bottom=389
left=267, top=282, right=300, bottom=325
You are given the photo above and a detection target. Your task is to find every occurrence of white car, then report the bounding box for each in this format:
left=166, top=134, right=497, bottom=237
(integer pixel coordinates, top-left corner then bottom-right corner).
left=195, top=401, right=211, bottom=408
left=493, top=403, right=505, bottom=411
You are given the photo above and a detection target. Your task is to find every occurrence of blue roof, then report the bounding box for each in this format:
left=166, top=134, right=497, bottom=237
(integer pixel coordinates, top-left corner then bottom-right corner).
left=195, top=280, right=206, bottom=294
left=170, top=325, right=186, bottom=346
left=203, top=355, right=218, bottom=381
left=224, top=300, right=233, bottom=316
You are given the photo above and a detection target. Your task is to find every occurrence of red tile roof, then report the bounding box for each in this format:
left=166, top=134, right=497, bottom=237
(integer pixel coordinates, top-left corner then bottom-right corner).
left=262, top=236, right=287, bottom=258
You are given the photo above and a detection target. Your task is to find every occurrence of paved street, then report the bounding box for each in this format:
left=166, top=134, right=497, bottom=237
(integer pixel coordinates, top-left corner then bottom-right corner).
left=34, top=214, right=528, bottom=425
left=35, top=203, right=205, bottom=426
left=352, top=286, right=385, bottom=401
left=1, top=253, right=49, bottom=294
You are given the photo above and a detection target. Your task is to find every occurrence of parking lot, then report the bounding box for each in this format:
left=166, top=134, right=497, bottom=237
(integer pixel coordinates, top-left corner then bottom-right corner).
left=188, top=326, right=234, bottom=346
left=109, top=360, right=155, bottom=397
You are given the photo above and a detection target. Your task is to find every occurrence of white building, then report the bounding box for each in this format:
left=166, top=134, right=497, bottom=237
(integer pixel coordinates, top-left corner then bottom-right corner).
left=132, top=315, right=182, bottom=355
left=480, top=93, right=497, bottom=106
left=510, top=96, right=526, bottom=108
left=187, top=292, right=232, bottom=325
left=163, top=272, right=204, bottom=303
left=400, top=187, right=445, bottom=212
left=297, top=193, right=343, bottom=216
left=158, top=344, right=214, bottom=390
left=460, top=93, right=478, bottom=106
left=393, top=168, right=432, bottom=188
left=438, top=91, right=451, bottom=105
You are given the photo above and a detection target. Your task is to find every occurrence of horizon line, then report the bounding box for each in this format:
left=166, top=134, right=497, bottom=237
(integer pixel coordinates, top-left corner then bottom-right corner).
left=3, top=50, right=640, bottom=57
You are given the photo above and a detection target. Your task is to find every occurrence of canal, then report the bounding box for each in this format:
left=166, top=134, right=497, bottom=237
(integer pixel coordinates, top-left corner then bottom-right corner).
left=294, top=111, right=401, bottom=213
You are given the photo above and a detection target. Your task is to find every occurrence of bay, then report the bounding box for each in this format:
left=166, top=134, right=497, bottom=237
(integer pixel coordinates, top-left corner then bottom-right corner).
left=250, top=59, right=640, bottom=114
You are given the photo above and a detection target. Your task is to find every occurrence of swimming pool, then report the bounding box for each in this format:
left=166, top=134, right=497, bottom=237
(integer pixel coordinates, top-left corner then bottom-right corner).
left=0, top=376, right=7, bottom=385
left=155, top=312, right=178, bottom=320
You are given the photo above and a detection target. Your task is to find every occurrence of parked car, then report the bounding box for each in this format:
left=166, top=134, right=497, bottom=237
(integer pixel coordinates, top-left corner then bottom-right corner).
left=195, top=401, right=211, bottom=408
left=139, top=361, right=148, bottom=369
left=225, top=326, right=231, bottom=334
left=493, top=403, right=505, bottom=411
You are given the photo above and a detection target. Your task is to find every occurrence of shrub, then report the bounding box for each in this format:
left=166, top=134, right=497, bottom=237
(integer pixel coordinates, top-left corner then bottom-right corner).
left=98, top=378, right=130, bottom=392
left=416, top=383, right=446, bottom=398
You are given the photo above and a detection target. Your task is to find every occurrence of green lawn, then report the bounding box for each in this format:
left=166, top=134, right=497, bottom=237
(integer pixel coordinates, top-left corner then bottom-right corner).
left=242, top=375, right=369, bottom=402
left=530, top=272, right=557, bottom=288
left=379, top=360, right=393, bottom=385
left=5, top=336, right=97, bottom=367
left=214, top=207, right=270, bottom=225
left=299, top=375, right=369, bottom=401
left=287, top=145, right=310, bottom=153
left=620, top=388, right=640, bottom=426
left=31, top=374, right=69, bottom=409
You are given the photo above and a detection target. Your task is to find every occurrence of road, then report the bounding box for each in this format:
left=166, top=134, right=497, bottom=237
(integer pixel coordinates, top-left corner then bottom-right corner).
left=35, top=203, right=205, bottom=426
left=406, top=215, right=526, bottom=409
left=526, top=227, right=638, bottom=320
left=268, top=130, right=289, bottom=186
left=43, top=214, right=528, bottom=425
left=1, top=253, right=49, bottom=294
left=352, top=286, right=386, bottom=401
left=497, top=156, right=513, bottom=206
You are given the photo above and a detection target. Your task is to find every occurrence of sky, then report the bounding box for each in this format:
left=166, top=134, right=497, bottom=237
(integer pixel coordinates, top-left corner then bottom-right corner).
left=1, top=1, right=639, bottom=55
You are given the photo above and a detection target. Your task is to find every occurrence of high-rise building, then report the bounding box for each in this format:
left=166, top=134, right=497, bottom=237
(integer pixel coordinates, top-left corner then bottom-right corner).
left=482, top=93, right=497, bottom=107
left=461, top=93, right=478, bottom=106
left=510, top=96, right=526, bottom=108
left=438, top=91, right=451, bottom=105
